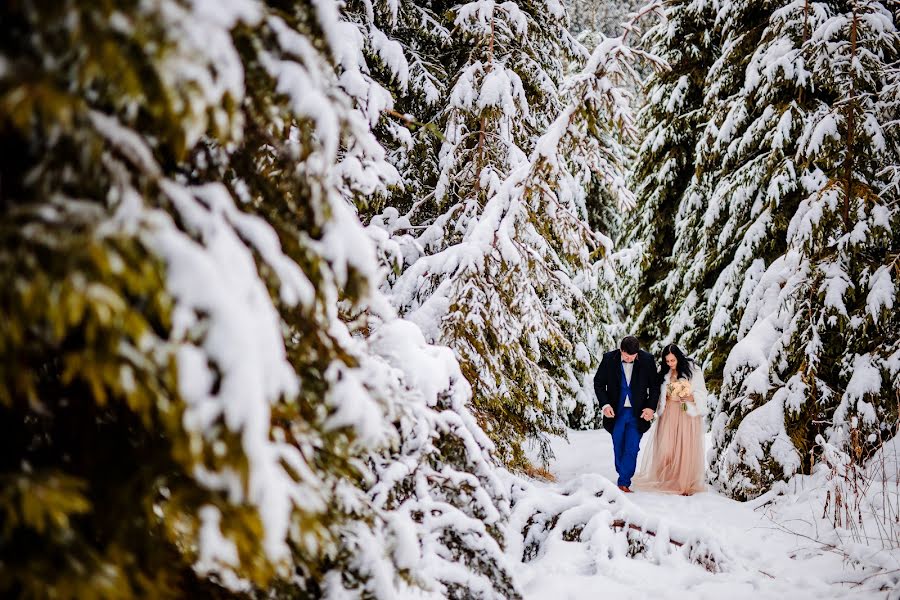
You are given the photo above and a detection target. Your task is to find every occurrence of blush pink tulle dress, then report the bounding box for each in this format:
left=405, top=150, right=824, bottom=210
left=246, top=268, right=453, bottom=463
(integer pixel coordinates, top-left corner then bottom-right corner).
left=633, top=367, right=708, bottom=495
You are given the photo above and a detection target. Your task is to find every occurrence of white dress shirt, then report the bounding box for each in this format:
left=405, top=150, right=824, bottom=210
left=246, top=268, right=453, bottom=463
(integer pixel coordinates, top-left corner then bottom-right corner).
left=622, top=361, right=633, bottom=407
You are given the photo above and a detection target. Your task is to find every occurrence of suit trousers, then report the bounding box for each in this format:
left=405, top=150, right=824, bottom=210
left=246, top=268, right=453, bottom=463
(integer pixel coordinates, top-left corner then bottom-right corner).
left=612, top=407, right=642, bottom=487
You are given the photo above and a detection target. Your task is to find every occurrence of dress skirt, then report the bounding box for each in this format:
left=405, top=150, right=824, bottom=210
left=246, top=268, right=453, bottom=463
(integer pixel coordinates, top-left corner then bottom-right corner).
left=633, top=397, right=706, bottom=495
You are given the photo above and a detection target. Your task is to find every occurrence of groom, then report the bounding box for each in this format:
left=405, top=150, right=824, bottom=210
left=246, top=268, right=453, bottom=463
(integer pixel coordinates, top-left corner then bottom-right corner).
left=595, top=336, right=659, bottom=493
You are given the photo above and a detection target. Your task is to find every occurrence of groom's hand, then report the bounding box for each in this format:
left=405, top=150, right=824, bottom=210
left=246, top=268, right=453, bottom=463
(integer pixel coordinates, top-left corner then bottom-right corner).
left=641, top=408, right=655, bottom=421
left=602, top=405, right=615, bottom=418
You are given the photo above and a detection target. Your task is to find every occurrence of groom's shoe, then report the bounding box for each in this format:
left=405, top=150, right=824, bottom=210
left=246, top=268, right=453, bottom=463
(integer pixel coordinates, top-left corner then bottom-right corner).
left=617, top=485, right=633, bottom=493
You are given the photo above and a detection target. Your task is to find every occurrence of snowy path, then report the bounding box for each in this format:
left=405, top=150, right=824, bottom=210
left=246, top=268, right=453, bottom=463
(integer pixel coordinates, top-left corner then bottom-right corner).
left=516, top=429, right=886, bottom=600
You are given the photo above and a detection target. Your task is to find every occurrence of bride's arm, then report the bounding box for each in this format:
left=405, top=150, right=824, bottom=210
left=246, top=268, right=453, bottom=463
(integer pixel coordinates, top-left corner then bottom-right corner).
left=687, top=364, right=708, bottom=417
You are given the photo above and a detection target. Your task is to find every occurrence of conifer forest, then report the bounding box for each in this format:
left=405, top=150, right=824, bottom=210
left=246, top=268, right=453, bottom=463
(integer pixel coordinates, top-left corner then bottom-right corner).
left=1, top=0, right=898, bottom=598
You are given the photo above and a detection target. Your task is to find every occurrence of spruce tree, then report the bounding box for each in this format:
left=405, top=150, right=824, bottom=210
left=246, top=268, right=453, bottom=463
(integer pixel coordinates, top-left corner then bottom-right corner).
left=699, top=0, right=900, bottom=499
left=360, top=0, right=646, bottom=464
left=647, top=0, right=825, bottom=396
left=622, top=0, right=718, bottom=353
left=0, top=1, right=519, bottom=597
left=1, top=2, right=318, bottom=593
left=626, top=0, right=898, bottom=499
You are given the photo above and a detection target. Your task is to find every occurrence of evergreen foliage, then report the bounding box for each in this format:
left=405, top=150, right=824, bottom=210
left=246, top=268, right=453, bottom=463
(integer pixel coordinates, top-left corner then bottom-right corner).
left=0, top=1, right=519, bottom=596
left=709, top=0, right=900, bottom=499
left=360, top=0, right=647, bottom=464
left=629, top=0, right=900, bottom=499
left=621, top=0, right=718, bottom=352
left=9, top=0, right=897, bottom=594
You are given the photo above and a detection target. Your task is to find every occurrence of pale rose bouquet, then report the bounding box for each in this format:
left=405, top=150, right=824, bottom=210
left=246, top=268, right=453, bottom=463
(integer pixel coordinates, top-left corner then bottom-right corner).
left=667, top=379, right=693, bottom=412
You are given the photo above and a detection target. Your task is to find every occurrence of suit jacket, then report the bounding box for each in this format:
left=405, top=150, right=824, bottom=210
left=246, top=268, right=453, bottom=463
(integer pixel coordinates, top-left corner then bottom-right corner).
left=594, top=349, right=661, bottom=434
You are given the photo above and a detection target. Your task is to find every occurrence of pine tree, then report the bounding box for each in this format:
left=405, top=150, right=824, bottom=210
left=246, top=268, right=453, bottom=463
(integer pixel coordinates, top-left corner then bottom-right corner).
left=360, top=0, right=647, bottom=464
left=1, top=2, right=313, bottom=594
left=338, top=0, right=451, bottom=217
left=626, top=0, right=898, bottom=499
left=642, top=0, right=825, bottom=400
left=703, top=0, right=900, bottom=499
left=0, top=1, right=519, bottom=597
left=622, top=0, right=718, bottom=352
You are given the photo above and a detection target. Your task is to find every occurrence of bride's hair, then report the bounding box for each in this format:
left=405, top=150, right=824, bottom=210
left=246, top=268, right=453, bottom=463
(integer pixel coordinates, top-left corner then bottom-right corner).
left=658, top=344, right=694, bottom=380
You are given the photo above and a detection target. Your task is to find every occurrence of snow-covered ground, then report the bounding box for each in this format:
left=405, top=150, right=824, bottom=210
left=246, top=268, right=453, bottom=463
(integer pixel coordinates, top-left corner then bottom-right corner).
left=514, top=429, right=897, bottom=599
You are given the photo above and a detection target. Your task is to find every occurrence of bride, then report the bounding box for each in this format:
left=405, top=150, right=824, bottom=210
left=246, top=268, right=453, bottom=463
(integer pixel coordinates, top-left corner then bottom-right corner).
left=633, top=343, right=708, bottom=495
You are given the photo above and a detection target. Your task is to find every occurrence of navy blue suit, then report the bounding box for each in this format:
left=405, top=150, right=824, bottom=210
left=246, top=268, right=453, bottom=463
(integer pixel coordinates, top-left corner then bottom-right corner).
left=594, top=349, right=660, bottom=487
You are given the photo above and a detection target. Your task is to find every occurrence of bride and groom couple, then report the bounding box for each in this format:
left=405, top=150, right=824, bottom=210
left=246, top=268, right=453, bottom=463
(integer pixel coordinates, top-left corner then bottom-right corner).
left=594, top=336, right=708, bottom=495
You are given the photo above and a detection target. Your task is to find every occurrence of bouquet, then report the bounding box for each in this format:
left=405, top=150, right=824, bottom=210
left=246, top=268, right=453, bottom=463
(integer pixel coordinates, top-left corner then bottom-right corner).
left=667, top=379, right=693, bottom=412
